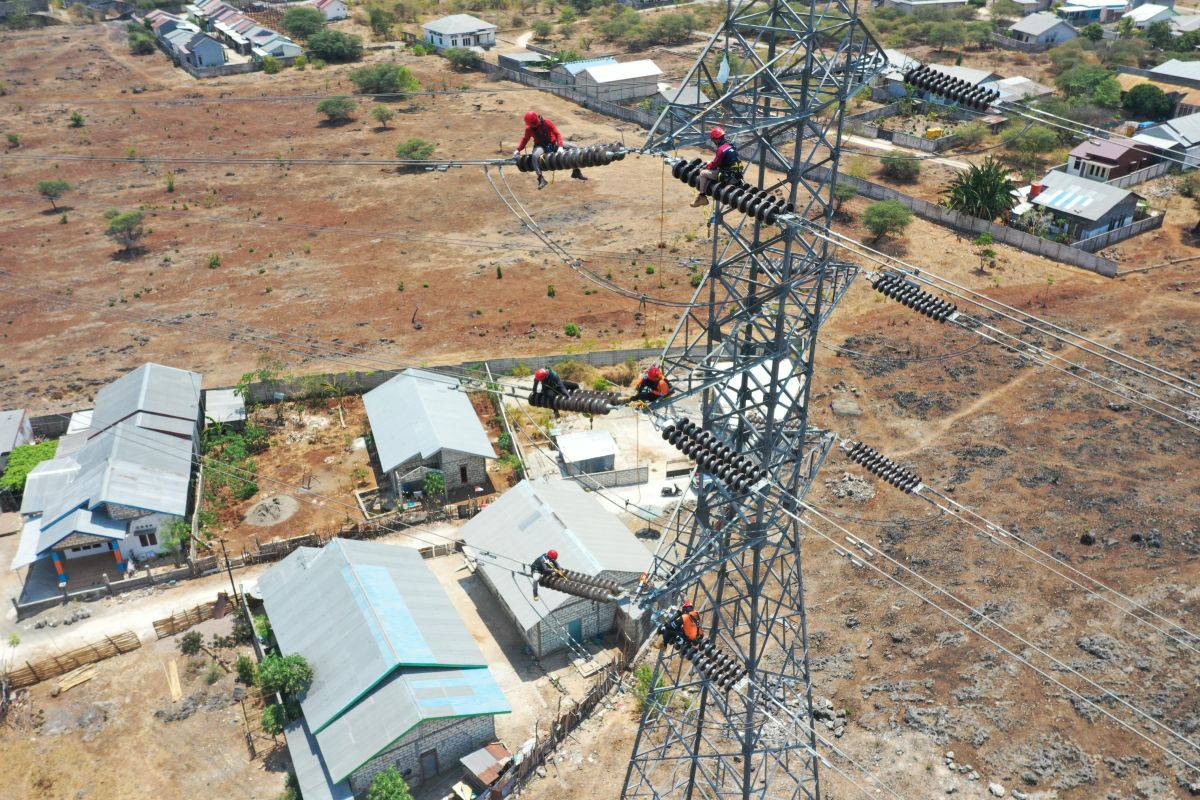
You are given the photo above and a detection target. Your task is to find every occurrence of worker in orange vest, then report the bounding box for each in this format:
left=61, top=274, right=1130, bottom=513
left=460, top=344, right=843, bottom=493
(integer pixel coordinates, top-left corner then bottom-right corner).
left=661, top=600, right=704, bottom=646
left=624, top=366, right=672, bottom=405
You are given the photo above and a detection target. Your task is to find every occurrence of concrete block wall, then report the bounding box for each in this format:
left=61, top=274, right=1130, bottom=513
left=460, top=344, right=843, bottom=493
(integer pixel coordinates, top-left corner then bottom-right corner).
left=348, top=714, right=497, bottom=793
left=531, top=570, right=644, bottom=657
left=438, top=450, right=489, bottom=491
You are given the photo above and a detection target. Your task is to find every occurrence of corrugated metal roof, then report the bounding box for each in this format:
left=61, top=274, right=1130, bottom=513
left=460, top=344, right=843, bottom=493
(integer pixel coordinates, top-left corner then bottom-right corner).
left=283, top=720, right=354, bottom=800
left=501, top=50, right=550, bottom=64
left=582, top=59, right=663, bottom=84
left=983, top=76, right=1055, bottom=102
left=928, top=63, right=996, bottom=86
left=658, top=84, right=709, bottom=106
left=260, top=539, right=492, bottom=733
left=1069, top=138, right=1136, bottom=162
left=12, top=518, right=42, bottom=570
left=316, top=666, right=510, bottom=783
left=1010, top=12, right=1072, bottom=36
left=204, top=389, right=247, bottom=426
left=1152, top=58, right=1200, bottom=83
left=556, top=430, right=617, bottom=464
left=0, top=409, right=27, bottom=452
left=18, top=508, right=127, bottom=565
left=89, top=363, right=202, bottom=438
left=1125, top=3, right=1174, bottom=23
left=460, top=478, right=651, bottom=633
left=67, top=409, right=93, bottom=435
left=1134, top=111, right=1200, bottom=148
left=422, top=13, right=496, bottom=34
left=1032, top=170, right=1135, bottom=222
left=363, top=369, right=494, bottom=474
left=19, top=456, right=77, bottom=517
left=1171, top=14, right=1200, bottom=32
left=560, top=57, right=616, bottom=76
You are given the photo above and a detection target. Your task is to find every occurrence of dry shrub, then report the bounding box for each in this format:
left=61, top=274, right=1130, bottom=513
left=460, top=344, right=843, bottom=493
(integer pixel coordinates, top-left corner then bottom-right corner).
left=600, top=361, right=639, bottom=388
left=553, top=359, right=601, bottom=385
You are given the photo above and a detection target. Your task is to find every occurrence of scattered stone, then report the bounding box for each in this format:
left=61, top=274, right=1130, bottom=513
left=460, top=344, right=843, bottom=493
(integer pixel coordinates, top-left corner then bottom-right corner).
left=831, top=397, right=862, bottom=417
left=945, top=784, right=958, bottom=794
left=825, top=472, right=875, bottom=502
left=945, top=751, right=955, bottom=760
left=1080, top=531, right=1095, bottom=545
left=989, top=782, right=1006, bottom=797
left=1077, top=634, right=1119, bottom=660
left=1107, top=402, right=1131, bottom=412
left=1011, top=792, right=1029, bottom=800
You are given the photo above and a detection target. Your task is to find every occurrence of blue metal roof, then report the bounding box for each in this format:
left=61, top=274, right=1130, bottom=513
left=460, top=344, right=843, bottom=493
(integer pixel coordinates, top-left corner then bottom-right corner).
left=562, top=57, right=616, bottom=75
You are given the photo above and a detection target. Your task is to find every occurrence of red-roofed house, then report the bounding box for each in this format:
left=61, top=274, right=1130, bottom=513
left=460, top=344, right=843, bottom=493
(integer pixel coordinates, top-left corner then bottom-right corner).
left=313, top=0, right=348, bottom=20
left=1065, top=139, right=1157, bottom=182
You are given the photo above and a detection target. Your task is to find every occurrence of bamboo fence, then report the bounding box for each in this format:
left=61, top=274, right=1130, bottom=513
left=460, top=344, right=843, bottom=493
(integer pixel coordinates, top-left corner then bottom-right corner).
left=4, top=631, right=141, bottom=689
left=152, top=592, right=242, bottom=639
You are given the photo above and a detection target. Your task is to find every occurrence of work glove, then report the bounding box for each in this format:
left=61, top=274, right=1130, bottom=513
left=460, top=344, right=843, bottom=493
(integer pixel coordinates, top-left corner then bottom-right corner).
left=512, top=150, right=520, bottom=158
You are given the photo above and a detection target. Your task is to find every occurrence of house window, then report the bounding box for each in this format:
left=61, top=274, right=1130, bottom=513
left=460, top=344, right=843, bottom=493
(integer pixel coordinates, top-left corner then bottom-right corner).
left=138, top=531, right=159, bottom=548
left=69, top=543, right=104, bottom=553
left=459, top=465, right=469, bottom=484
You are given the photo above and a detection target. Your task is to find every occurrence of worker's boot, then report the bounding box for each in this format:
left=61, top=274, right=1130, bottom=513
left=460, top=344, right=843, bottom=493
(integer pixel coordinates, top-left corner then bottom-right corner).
left=537, top=175, right=548, bottom=190
left=571, top=168, right=587, bottom=181
left=690, top=194, right=709, bottom=207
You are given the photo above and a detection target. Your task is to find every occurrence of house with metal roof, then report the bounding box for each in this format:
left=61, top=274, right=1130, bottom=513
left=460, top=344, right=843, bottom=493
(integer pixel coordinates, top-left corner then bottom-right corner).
left=461, top=477, right=652, bottom=657
left=260, top=538, right=509, bottom=799
left=1115, top=72, right=1200, bottom=116
left=555, top=430, right=617, bottom=475
left=1029, top=170, right=1143, bottom=240
left=1066, top=138, right=1159, bottom=181
left=11, top=364, right=201, bottom=586
left=1132, top=111, right=1200, bottom=167
left=312, top=0, right=347, bottom=21
left=421, top=14, right=496, bottom=50
left=0, top=409, right=33, bottom=472
left=981, top=75, right=1056, bottom=103
left=1150, top=58, right=1200, bottom=85
left=1008, top=12, right=1077, bottom=44
left=1055, top=0, right=1126, bottom=25
left=1170, top=14, right=1200, bottom=34
left=498, top=50, right=551, bottom=74
left=1123, top=3, right=1176, bottom=28
left=654, top=83, right=710, bottom=113
left=363, top=369, right=494, bottom=500
left=549, top=56, right=618, bottom=85
left=575, top=59, right=664, bottom=102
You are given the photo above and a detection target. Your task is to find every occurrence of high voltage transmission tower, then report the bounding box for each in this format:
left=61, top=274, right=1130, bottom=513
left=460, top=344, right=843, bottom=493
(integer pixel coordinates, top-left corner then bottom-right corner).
left=622, top=1, right=885, bottom=798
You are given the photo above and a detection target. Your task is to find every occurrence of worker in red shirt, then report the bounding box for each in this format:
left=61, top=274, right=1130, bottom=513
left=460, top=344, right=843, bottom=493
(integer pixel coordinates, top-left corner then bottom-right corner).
left=691, top=126, right=744, bottom=207
left=515, top=110, right=587, bottom=190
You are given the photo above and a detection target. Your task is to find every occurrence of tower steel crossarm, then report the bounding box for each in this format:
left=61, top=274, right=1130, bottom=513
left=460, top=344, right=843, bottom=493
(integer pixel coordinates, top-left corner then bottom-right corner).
left=622, top=0, right=886, bottom=797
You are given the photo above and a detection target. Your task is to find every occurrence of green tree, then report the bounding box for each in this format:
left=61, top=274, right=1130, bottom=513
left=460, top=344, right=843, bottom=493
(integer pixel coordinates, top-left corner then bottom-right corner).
left=261, top=703, right=287, bottom=735
left=1091, top=78, right=1122, bottom=109
left=880, top=155, right=920, bottom=182
left=1144, top=20, right=1172, bottom=49
left=928, top=20, right=965, bottom=51
left=307, top=30, right=363, bottom=62
left=423, top=470, right=445, bottom=501
left=128, top=27, right=156, bottom=54
left=316, top=96, right=356, bottom=122
left=966, top=20, right=993, bottom=50
left=443, top=47, right=480, bottom=69
left=990, top=0, right=1022, bottom=23
left=257, top=654, right=314, bottom=695
left=955, top=120, right=989, bottom=146
left=235, top=655, right=257, bottom=684
left=0, top=440, right=56, bottom=493
left=833, top=182, right=857, bottom=215
left=349, top=63, right=419, bottom=96
left=532, top=19, right=552, bottom=40
left=368, top=6, right=394, bottom=37
left=1080, top=22, right=1104, bottom=42
left=1122, top=82, right=1173, bottom=120
left=371, top=105, right=395, bottom=128
left=36, top=179, right=71, bottom=211
left=282, top=6, right=325, bottom=39
left=395, top=138, right=434, bottom=159
left=649, top=12, right=696, bottom=44
left=1055, top=63, right=1112, bottom=100
left=104, top=208, right=146, bottom=252
left=179, top=631, right=204, bottom=655
left=1117, top=15, right=1135, bottom=39
left=262, top=55, right=281, bottom=74
left=367, top=767, right=414, bottom=800
left=158, top=517, right=191, bottom=558
left=1002, top=123, right=1059, bottom=167
left=862, top=200, right=913, bottom=241
left=941, top=157, right=1017, bottom=221
left=69, top=112, right=84, bottom=128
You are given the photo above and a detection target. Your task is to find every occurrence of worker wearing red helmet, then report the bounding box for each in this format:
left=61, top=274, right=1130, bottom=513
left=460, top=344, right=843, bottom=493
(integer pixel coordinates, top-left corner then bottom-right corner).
left=690, top=126, right=743, bottom=208
left=661, top=599, right=704, bottom=645
left=531, top=548, right=565, bottom=600
left=515, top=110, right=587, bottom=190
left=627, top=365, right=672, bottom=404
left=534, top=366, right=579, bottom=399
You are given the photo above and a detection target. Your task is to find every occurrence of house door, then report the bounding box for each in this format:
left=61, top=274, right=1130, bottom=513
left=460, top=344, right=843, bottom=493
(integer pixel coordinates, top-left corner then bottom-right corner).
left=419, top=749, right=439, bottom=783
left=568, top=618, right=583, bottom=645
left=459, top=464, right=469, bottom=485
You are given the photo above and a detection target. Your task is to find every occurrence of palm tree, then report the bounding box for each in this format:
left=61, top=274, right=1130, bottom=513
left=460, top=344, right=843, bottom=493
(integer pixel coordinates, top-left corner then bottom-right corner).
left=942, top=158, right=1017, bottom=222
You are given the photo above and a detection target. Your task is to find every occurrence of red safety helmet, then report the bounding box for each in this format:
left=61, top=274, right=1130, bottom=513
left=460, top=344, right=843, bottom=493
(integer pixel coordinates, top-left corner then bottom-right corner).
left=710, top=126, right=726, bottom=141
left=525, top=110, right=540, bottom=125
left=547, top=549, right=559, bottom=560
left=535, top=368, right=550, bottom=381
left=682, top=600, right=694, bottom=610
left=647, top=366, right=664, bottom=381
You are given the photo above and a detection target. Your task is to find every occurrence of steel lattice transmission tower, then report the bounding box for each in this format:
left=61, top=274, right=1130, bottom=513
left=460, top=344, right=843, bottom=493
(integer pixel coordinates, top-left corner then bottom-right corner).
left=622, top=1, right=884, bottom=798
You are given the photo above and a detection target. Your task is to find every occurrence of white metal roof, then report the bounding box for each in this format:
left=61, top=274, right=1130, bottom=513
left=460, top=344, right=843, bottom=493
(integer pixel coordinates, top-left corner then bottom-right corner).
left=66, top=409, right=93, bottom=435
left=18, top=456, right=78, bottom=517
left=422, top=13, right=495, bottom=34
left=204, top=388, right=247, bottom=426
left=363, top=369, right=494, bottom=474
left=581, top=59, right=663, bottom=84
left=460, top=478, right=651, bottom=633
left=1124, top=3, right=1174, bottom=23
left=556, top=430, right=617, bottom=464
left=0, top=409, right=26, bottom=452
left=1032, top=170, right=1136, bottom=222
left=89, top=363, right=202, bottom=439
left=1151, top=58, right=1200, bottom=83
left=1132, top=111, right=1200, bottom=148
left=1010, top=12, right=1073, bottom=36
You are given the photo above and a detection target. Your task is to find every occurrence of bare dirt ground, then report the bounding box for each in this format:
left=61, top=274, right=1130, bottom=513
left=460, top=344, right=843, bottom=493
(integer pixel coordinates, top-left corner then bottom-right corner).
left=3, top=18, right=1200, bottom=800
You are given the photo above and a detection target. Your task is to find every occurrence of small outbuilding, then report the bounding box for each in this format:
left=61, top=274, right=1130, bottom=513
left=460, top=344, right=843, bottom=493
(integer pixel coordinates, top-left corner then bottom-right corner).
left=461, top=478, right=652, bottom=657
left=203, top=388, right=247, bottom=429
left=575, top=59, right=664, bottom=102
left=0, top=409, right=33, bottom=472
left=313, top=0, right=347, bottom=21
left=1008, top=12, right=1077, bottom=45
left=262, top=538, right=510, bottom=799
left=556, top=430, right=617, bottom=476
left=422, top=14, right=496, bottom=50
left=363, top=369, right=494, bottom=499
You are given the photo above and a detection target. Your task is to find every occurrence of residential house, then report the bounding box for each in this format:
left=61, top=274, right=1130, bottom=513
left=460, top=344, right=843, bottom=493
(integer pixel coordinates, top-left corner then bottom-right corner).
left=362, top=369, right=494, bottom=498
left=0, top=409, right=33, bottom=473
left=1123, top=3, right=1177, bottom=27
left=555, top=430, right=617, bottom=476
left=549, top=56, right=617, bottom=86
left=653, top=83, right=710, bottom=114
left=461, top=478, right=652, bottom=657
left=185, top=32, right=226, bottom=67
left=1132, top=111, right=1200, bottom=167
left=1008, top=12, right=1078, bottom=44
left=12, top=364, right=201, bottom=584
left=575, top=59, right=664, bottom=103
left=312, top=0, right=347, bottom=21
left=1169, top=14, right=1200, bottom=34
left=982, top=75, right=1056, bottom=103
left=1150, top=58, right=1200, bottom=84
left=497, top=50, right=551, bottom=74
left=1056, top=0, right=1127, bottom=25
left=1066, top=138, right=1158, bottom=181
left=1029, top=171, right=1143, bottom=240
left=188, top=0, right=299, bottom=59
left=421, top=14, right=496, bottom=50
left=1115, top=72, right=1200, bottom=116
left=254, top=33, right=302, bottom=59
left=261, top=539, right=510, bottom=799
left=880, top=0, right=969, bottom=11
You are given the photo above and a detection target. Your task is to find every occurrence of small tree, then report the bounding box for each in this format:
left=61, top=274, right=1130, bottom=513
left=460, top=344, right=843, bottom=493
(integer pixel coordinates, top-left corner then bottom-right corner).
left=880, top=155, right=920, bottom=182
left=862, top=200, right=913, bottom=241
left=1002, top=123, right=1058, bottom=168
left=990, top=0, right=1022, bottom=23
left=972, top=232, right=997, bottom=273
left=282, top=6, right=325, bottom=39
left=257, top=653, right=314, bottom=695
left=942, top=157, right=1016, bottom=221
left=1080, top=22, right=1104, bottom=42
left=564, top=322, right=581, bottom=337
left=69, top=112, right=84, bottom=128
left=262, top=56, right=281, bottom=74
left=367, top=767, right=414, bottom=800
left=371, top=105, right=395, bottom=128
left=104, top=208, right=146, bottom=253
left=36, top=179, right=71, bottom=211
left=368, top=6, right=394, bottom=37
left=349, top=63, right=419, bottom=96
left=307, top=30, right=363, bottom=62
left=833, top=182, right=857, bottom=216
left=395, top=138, right=434, bottom=159
left=261, top=703, right=287, bottom=736
left=316, top=96, right=356, bottom=123
left=1091, top=78, right=1122, bottom=110
left=1144, top=20, right=1172, bottom=49
left=1122, top=83, right=1173, bottom=121
left=1117, top=15, right=1135, bottom=39
left=928, top=21, right=965, bottom=52
left=128, top=27, right=156, bottom=54
left=235, top=655, right=257, bottom=684
left=423, top=470, right=445, bottom=501
left=444, top=47, right=480, bottom=70
left=532, top=20, right=553, bottom=40
left=179, top=631, right=204, bottom=655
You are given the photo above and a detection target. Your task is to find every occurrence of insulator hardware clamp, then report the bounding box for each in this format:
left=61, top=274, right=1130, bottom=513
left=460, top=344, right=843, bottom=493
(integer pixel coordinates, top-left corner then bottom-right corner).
left=671, top=158, right=795, bottom=225
left=661, top=417, right=766, bottom=493
left=869, top=272, right=958, bottom=323
left=845, top=441, right=921, bottom=493
left=514, top=144, right=626, bottom=173
left=902, top=66, right=1000, bottom=111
